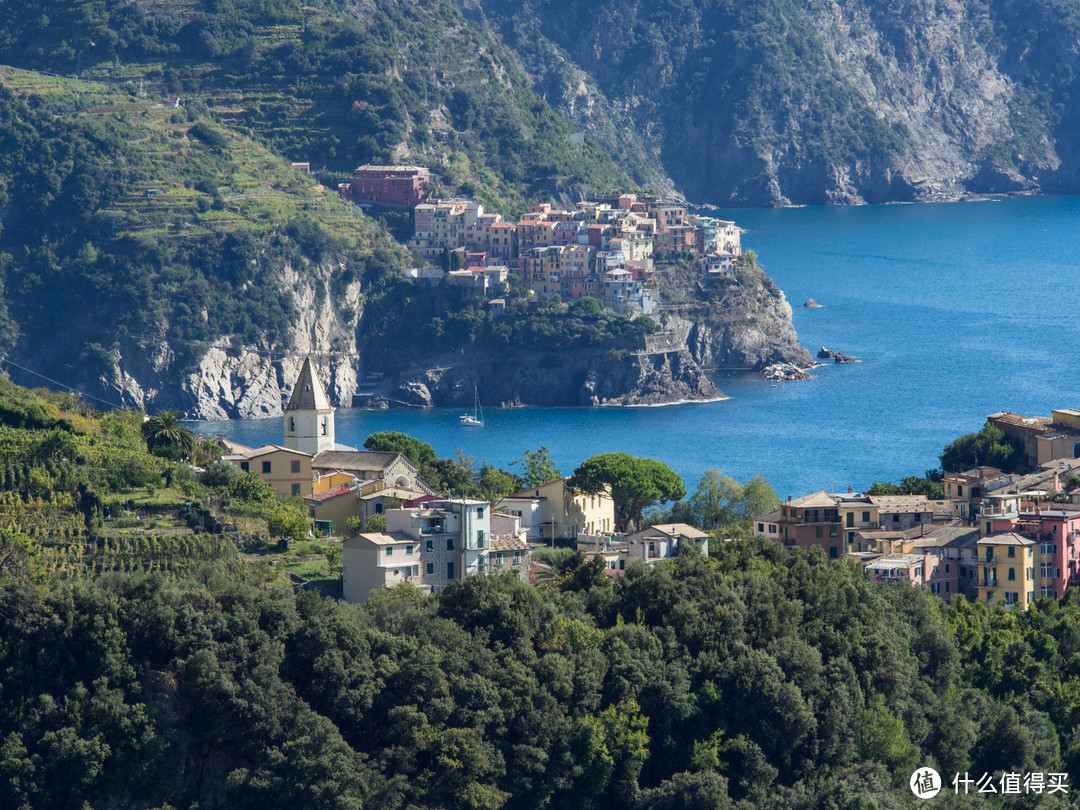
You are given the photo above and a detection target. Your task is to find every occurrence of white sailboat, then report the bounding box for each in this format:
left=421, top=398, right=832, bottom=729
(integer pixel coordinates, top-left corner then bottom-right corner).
left=460, top=385, right=484, bottom=427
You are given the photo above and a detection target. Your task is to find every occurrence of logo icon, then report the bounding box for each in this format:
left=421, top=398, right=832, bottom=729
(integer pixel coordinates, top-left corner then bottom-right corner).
left=911, top=767, right=941, bottom=799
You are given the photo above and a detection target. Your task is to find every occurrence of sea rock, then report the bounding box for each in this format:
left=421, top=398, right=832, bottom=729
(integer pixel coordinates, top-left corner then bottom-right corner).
left=394, top=381, right=434, bottom=407
left=762, top=363, right=812, bottom=381
left=804, top=298, right=822, bottom=308
left=817, top=346, right=857, bottom=363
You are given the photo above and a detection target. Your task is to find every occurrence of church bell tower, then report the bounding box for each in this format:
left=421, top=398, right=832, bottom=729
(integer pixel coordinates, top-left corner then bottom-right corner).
left=283, top=356, right=335, bottom=456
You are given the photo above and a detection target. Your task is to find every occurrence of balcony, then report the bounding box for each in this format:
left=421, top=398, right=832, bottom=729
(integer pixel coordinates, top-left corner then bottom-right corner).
left=791, top=514, right=841, bottom=525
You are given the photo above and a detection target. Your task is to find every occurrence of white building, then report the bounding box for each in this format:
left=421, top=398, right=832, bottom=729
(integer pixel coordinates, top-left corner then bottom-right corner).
left=343, top=499, right=530, bottom=602
left=342, top=532, right=423, bottom=602
left=283, top=356, right=335, bottom=456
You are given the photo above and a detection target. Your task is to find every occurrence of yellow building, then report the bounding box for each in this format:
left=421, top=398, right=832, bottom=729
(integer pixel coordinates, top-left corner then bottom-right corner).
left=838, top=496, right=878, bottom=551
left=976, top=532, right=1035, bottom=608
left=225, top=445, right=313, bottom=498
left=498, top=478, right=615, bottom=542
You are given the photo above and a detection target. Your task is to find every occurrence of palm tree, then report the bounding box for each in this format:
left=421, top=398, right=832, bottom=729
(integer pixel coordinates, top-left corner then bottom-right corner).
left=141, top=410, right=197, bottom=459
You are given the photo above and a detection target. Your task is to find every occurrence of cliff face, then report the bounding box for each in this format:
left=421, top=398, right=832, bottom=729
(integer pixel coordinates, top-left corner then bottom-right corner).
left=15, top=265, right=810, bottom=418
left=480, top=0, right=1080, bottom=206
left=35, top=259, right=365, bottom=421
left=96, top=260, right=809, bottom=417
left=377, top=344, right=722, bottom=409
left=671, top=287, right=812, bottom=371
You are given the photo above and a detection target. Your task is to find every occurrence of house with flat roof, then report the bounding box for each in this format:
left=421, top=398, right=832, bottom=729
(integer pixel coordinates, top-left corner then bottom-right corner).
left=864, top=553, right=935, bottom=587
left=778, top=491, right=843, bottom=558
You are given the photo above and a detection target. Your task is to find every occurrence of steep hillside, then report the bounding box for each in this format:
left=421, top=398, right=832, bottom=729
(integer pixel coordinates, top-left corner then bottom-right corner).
left=481, top=0, right=1080, bottom=205
left=0, top=0, right=638, bottom=214
left=0, top=67, right=809, bottom=417
left=0, top=67, right=400, bottom=417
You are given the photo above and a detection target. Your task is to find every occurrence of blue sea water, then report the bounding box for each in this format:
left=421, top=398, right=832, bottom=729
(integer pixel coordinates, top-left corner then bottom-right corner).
left=194, top=195, right=1080, bottom=498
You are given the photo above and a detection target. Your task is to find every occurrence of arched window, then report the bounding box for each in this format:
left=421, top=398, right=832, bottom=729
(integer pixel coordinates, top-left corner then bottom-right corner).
left=1073, top=441, right=1080, bottom=458
left=288, top=417, right=295, bottom=433
left=320, top=417, right=327, bottom=435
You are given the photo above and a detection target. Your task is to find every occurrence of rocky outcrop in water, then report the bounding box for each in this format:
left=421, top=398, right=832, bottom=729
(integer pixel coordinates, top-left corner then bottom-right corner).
left=763, top=363, right=813, bottom=381
left=818, top=347, right=857, bottom=363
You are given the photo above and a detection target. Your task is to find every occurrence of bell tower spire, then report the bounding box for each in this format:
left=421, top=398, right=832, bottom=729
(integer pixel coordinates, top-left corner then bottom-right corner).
left=283, top=357, right=335, bottom=455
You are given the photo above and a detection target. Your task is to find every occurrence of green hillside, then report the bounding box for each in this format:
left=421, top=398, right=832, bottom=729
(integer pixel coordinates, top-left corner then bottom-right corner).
left=0, top=0, right=636, bottom=214
left=6, top=523, right=1080, bottom=808
left=0, top=64, right=406, bottom=387
left=486, top=0, right=1080, bottom=204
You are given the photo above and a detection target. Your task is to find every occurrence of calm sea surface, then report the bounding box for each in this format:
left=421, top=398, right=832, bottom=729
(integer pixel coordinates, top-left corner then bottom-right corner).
left=194, top=196, right=1080, bottom=498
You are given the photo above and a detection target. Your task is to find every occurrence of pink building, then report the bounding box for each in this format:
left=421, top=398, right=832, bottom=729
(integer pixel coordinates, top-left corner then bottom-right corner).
left=341, top=164, right=430, bottom=208
left=1019, top=508, right=1080, bottom=598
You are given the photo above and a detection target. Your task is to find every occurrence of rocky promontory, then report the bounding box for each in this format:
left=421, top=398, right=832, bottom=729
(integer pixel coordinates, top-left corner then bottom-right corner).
left=363, top=343, right=723, bottom=409
left=12, top=253, right=810, bottom=417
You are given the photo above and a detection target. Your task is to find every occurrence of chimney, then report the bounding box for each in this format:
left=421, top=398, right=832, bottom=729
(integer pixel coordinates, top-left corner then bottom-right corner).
left=848, top=486, right=854, bottom=494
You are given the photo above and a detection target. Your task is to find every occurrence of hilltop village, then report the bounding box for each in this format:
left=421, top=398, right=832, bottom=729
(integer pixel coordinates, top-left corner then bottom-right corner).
left=340, top=163, right=744, bottom=314
left=218, top=356, right=1080, bottom=612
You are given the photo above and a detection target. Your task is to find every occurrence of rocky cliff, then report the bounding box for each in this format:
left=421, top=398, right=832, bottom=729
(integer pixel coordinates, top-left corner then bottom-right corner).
left=372, top=343, right=723, bottom=409
left=73, top=270, right=816, bottom=418
left=21, top=259, right=366, bottom=421
left=672, top=288, right=812, bottom=371
left=92, top=257, right=808, bottom=418
left=480, top=0, right=1080, bottom=206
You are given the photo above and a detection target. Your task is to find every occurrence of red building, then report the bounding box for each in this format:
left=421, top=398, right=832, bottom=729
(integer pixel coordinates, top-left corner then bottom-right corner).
left=340, top=164, right=430, bottom=208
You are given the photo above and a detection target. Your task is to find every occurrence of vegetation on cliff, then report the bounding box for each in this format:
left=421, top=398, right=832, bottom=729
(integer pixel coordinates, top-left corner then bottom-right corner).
left=482, top=0, right=1080, bottom=204
left=0, top=66, right=405, bottom=394
left=361, top=281, right=659, bottom=375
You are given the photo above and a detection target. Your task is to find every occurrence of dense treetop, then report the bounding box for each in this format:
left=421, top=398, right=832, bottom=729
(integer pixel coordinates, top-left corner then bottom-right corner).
left=3, top=538, right=1080, bottom=808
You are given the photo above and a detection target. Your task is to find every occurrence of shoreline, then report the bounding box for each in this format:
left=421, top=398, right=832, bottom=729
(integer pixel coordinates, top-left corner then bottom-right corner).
left=186, top=393, right=735, bottom=422
left=618, top=394, right=730, bottom=408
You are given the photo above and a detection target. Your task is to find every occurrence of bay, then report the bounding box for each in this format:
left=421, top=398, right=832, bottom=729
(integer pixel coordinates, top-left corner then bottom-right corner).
left=194, top=195, right=1080, bottom=498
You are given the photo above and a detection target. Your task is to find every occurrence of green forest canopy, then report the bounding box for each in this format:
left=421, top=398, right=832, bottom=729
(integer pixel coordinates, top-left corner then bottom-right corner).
left=3, top=540, right=1080, bottom=809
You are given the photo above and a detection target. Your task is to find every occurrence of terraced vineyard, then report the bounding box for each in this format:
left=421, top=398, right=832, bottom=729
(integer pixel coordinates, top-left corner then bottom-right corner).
left=0, top=65, right=373, bottom=243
